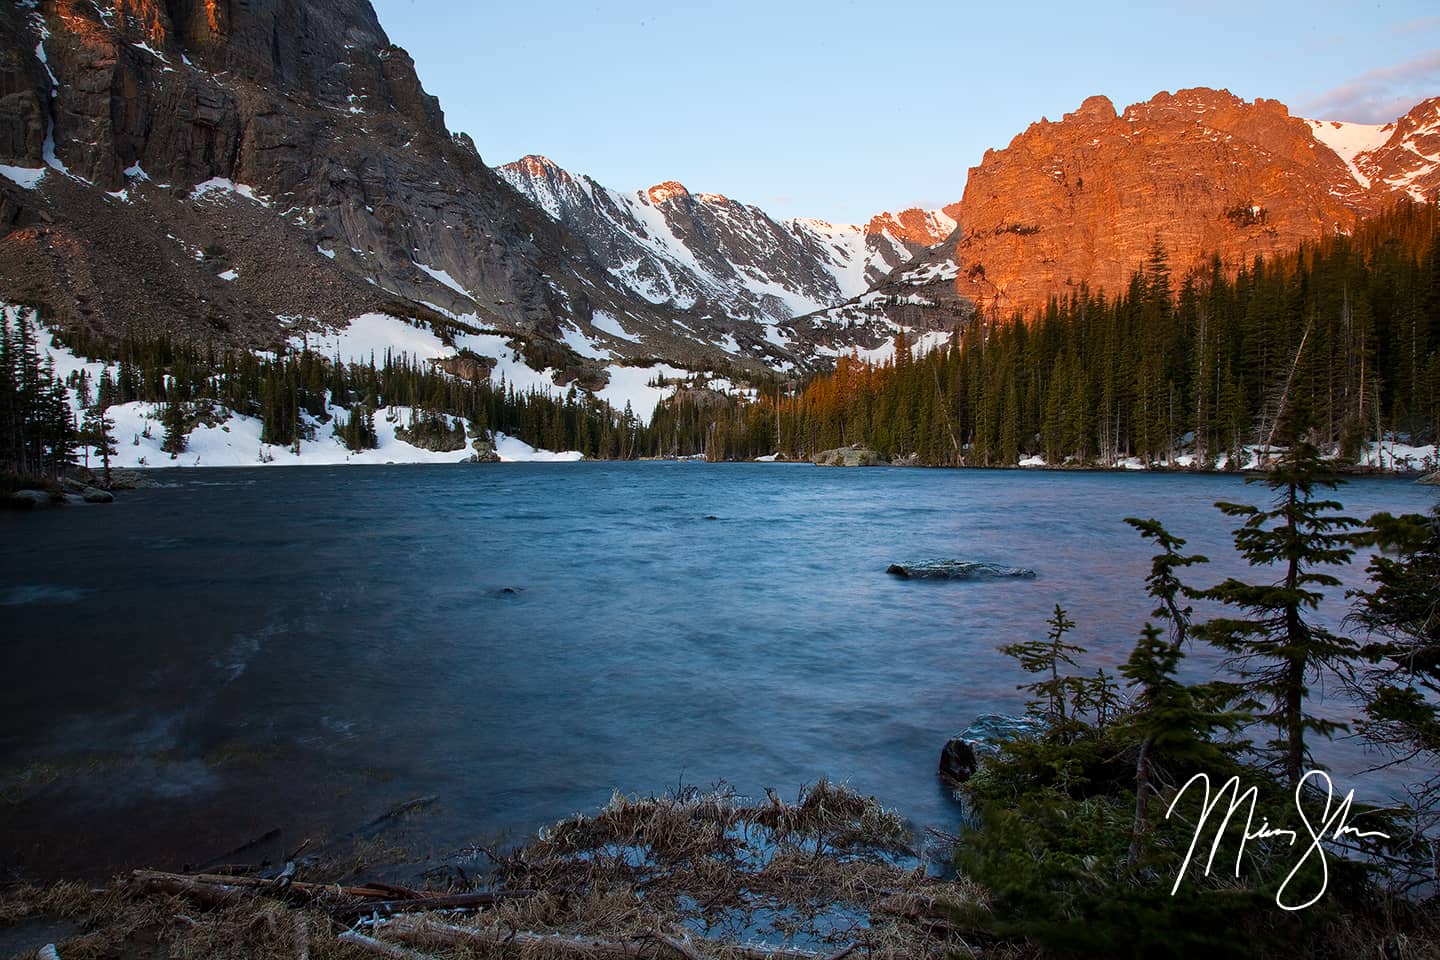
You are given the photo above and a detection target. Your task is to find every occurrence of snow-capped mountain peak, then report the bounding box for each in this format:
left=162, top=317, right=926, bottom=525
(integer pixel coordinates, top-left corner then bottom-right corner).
left=496, top=156, right=954, bottom=350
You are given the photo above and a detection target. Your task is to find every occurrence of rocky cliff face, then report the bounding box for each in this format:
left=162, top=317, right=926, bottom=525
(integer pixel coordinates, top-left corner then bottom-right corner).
left=0, top=0, right=835, bottom=380
left=795, top=89, right=1439, bottom=358
left=495, top=154, right=954, bottom=357
left=948, top=88, right=1440, bottom=320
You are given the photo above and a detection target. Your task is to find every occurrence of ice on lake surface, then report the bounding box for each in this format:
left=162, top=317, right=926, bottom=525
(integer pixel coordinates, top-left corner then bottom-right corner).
left=1, top=462, right=1433, bottom=877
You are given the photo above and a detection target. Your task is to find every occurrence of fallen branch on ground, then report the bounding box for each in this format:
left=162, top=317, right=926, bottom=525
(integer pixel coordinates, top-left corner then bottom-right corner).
left=381, top=915, right=863, bottom=960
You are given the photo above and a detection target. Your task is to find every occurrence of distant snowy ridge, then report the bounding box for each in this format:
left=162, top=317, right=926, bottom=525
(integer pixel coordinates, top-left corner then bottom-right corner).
left=496, top=155, right=953, bottom=336
left=1305, top=99, right=1440, bottom=201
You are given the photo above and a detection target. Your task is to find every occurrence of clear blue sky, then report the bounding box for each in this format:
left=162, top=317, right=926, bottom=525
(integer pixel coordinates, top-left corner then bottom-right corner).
left=369, top=0, right=1439, bottom=224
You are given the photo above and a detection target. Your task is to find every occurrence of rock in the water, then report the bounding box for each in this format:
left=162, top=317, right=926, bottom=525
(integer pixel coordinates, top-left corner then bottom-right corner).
left=109, top=470, right=160, bottom=489
left=1419, top=471, right=1440, bottom=486
left=63, top=478, right=116, bottom=503
left=8, top=490, right=52, bottom=510
left=940, top=714, right=1047, bottom=789
left=887, top=560, right=1036, bottom=580
left=812, top=444, right=883, bottom=467
left=938, top=738, right=979, bottom=785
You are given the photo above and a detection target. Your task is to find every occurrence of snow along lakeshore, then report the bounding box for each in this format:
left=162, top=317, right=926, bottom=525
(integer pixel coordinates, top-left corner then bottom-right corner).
left=11, top=306, right=586, bottom=468
left=12, top=306, right=1438, bottom=474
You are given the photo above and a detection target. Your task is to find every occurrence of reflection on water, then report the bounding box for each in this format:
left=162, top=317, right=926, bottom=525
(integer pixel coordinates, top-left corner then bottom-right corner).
left=1, top=462, right=1433, bottom=878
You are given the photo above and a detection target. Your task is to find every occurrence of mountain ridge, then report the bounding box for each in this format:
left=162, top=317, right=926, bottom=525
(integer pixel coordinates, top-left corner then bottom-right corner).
left=945, top=87, right=1440, bottom=320
left=494, top=153, right=955, bottom=365
left=1, top=0, right=1436, bottom=394
left=791, top=87, right=1439, bottom=351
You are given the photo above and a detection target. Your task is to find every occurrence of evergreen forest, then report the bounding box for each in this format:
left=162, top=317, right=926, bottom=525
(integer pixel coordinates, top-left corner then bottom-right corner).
left=3, top=202, right=1439, bottom=481
left=657, top=202, right=1440, bottom=465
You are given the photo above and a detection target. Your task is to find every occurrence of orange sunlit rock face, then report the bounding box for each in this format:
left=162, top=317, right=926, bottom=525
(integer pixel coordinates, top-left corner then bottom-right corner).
left=949, top=88, right=1432, bottom=321
left=646, top=181, right=690, bottom=205
left=116, top=0, right=168, bottom=44
left=864, top=206, right=959, bottom=247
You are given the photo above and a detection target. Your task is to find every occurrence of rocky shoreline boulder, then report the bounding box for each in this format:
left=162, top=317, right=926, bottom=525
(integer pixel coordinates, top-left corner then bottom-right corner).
left=939, top=714, right=1048, bottom=788
left=938, top=738, right=979, bottom=785
left=469, top=438, right=501, bottom=463
left=812, top=444, right=883, bottom=467
left=7, top=471, right=118, bottom=509
left=7, top=489, right=54, bottom=510
left=62, top=478, right=115, bottom=503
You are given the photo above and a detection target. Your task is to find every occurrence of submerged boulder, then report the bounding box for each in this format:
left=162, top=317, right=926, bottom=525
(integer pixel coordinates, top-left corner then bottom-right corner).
left=812, top=444, right=883, bottom=467
left=887, top=560, right=1036, bottom=580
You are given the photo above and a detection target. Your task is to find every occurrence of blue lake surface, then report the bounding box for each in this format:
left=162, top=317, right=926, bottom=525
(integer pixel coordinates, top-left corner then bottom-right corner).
left=1, top=463, right=1434, bottom=877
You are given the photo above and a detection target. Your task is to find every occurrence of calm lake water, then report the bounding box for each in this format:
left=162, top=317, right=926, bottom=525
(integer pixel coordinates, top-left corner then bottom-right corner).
left=1, top=463, right=1435, bottom=879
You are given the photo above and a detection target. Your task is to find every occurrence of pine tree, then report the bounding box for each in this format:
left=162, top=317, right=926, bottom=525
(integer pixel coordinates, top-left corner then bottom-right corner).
left=161, top=396, right=188, bottom=457
left=1195, top=442, right=1363, bottom=788
left=1118, top=518, right=1245, bottom=864
left=1001, top=605, right=1086, bottom=733
left=82, top=404, right=117, bottom=486
left=1349, top=507, right=1440, bottom=814
left=96, top=367, right=117, bottom=410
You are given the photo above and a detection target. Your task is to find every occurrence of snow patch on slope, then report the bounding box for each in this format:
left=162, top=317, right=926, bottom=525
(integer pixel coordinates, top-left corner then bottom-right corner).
left=415, top=262, right=472, bottom=299
left=191, top=178, right=270, bottom=206
left=595, top=363, right=691, bottom=421
left=591, top=310, right=639, bottom=342
left=1306, top=118, right=1392, bottom=189
left=7, top=306, right=586, bottom=468
left=0, top=164, right=45, bottom=190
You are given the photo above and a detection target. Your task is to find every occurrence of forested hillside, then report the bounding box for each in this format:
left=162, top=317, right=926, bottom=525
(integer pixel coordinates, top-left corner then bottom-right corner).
left=6, top=203, right=1437, bottom=478
left=652, top=202, right=1440, bottom=466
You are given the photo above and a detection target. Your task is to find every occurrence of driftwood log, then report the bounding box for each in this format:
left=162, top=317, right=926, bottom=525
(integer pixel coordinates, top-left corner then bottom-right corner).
left=381, top=916, right=862, bottom=960
left=130, top=869, right=529, bottom=916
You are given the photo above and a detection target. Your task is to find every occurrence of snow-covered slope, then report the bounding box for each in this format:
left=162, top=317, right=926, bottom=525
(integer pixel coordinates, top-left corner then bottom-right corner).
left=1306, top=98, right=1440, bottom=201
left=9, top=303, right=761, bottom=466
left=787, top=252, right=972, bottom=364
left=1305, top=118, right=1393, bottom=190
left=496, top=156, right=955, bottom=332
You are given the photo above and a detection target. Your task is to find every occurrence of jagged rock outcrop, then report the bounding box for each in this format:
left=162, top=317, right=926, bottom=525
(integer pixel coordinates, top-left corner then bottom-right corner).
left=864, top=207, right=960, bottom=249
left=1344, top=98, right=1440, bottom=200
left=948, top=88, right=1440, bottom=321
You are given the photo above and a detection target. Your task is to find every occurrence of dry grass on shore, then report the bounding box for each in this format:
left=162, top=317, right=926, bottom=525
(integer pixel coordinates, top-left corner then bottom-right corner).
left=0, top=781, right=1015, bottom=960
